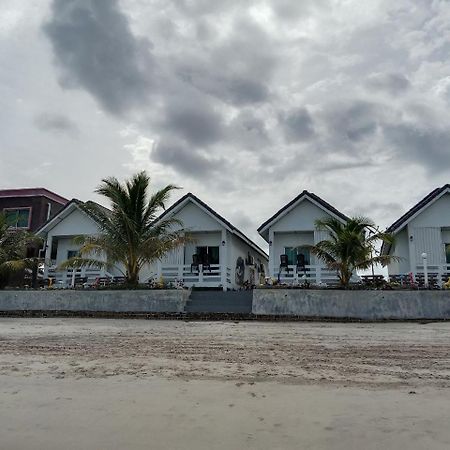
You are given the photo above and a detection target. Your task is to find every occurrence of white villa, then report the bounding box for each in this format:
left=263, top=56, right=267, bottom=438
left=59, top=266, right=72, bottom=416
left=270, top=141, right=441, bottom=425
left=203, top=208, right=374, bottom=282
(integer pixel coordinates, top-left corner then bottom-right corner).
left=258, top=190, right=349, bottom=285
left=382, top=184, right=450, bottom=282
left=37, top=193, right=268, bottom=290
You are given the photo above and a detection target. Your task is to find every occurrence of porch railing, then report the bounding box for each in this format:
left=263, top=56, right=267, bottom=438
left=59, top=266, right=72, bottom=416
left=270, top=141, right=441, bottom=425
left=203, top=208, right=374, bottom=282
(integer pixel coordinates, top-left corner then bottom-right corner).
left=46, top=266, right=111, bottom=287
left=273, top=264, right=340, bottom=285
left=160, top=264, right=225, bottom=287
left=415, top=264, right=450, bottom=284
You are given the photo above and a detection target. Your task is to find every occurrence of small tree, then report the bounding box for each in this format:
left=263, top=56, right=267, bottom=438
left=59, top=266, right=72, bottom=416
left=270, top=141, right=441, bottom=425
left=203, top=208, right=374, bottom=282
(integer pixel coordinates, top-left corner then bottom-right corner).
left=0, top=214, right=41, bottom=288
left=311, top=216, right=397, bottom=288
left=61, top=171, right=186, bottom=286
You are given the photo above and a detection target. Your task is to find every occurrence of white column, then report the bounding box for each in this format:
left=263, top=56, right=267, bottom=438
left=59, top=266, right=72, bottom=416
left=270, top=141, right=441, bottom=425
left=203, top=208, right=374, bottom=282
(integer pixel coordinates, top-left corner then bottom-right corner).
left=43, top=235, right=53, bottom=278
left=220, top=229, right=228, bottom=291
left=316, top=265, right=321, bottom=284
left=157, top=260, right=162, bottom=279
left=422, top=253, right=428, bottom=288
left=408, top=225, right=417, bottom=277
left=268, top=229, right=274, bottom=278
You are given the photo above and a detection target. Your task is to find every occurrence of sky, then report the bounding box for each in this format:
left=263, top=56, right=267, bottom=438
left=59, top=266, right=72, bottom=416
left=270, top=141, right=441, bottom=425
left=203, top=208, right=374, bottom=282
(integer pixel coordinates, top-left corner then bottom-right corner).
left=1, top=0, right=450, bottom=249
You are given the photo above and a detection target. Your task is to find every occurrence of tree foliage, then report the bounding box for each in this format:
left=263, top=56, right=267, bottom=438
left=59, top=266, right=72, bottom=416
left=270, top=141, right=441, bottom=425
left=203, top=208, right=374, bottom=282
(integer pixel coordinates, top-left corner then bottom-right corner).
left=0, top=214, right=41, bottom=288
left=311, top=216, right=398, bottom=288
left=60, top=171, right=186, bottom=286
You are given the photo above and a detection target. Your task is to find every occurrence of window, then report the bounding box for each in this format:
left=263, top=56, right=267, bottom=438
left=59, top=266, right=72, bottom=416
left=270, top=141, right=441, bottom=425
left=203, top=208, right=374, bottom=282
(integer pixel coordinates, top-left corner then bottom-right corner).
left=4, top=208, right=31, bottom=229
left=196, top=246, right=220, bottom=265
left=284, top=246, right=310, bottom=266
left=67, top=250, right=80, bottom=259
left=445, top=244, right=450, bottom=264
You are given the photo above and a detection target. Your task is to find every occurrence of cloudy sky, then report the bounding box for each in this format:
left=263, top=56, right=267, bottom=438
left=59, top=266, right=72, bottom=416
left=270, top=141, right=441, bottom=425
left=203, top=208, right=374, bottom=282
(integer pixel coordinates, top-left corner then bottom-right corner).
left=2, top=0, right=450, bottom=248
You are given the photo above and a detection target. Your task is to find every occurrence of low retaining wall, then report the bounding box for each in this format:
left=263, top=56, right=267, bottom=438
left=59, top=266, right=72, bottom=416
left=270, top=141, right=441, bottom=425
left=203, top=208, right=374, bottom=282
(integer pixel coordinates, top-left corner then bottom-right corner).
left=0, top=290, right=189, bottom=313
left=2, top=289, right=450, bottom=320
left=252, top=289, right=450, bottom=320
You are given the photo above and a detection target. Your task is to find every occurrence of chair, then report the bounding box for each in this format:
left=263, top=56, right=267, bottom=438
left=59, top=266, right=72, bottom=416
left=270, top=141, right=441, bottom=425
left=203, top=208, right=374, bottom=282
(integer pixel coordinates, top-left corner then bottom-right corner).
left=296, top=253, right=307, bottom=274
left=279, top=254, right=291, bottom=274
left=191, top=254, right=200, bottom=273
left=202, top=254, right=211, bottom=273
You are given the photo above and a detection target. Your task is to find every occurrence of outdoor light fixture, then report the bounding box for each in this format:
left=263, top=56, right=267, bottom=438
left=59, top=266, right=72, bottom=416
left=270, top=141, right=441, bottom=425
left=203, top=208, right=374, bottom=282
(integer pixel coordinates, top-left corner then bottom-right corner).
left=409, top=235, right=413, bottom=241
left=269, top=240, right=272, bottom=246
left=221, top=240, right=226, bottom=246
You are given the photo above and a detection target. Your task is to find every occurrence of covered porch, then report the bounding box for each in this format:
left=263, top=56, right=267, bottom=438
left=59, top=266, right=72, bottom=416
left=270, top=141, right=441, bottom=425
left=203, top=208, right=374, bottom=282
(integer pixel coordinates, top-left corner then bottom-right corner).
left=42, top=234, right=112, bottom=287
left=157, top=230, right=231, bottom=290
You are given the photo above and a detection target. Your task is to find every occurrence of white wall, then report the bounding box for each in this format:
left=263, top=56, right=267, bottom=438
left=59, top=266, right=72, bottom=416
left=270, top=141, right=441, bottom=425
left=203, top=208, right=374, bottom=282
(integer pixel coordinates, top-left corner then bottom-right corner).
left=271, top=198, right=334, bottom=232
left=388, top=193, right=450, bottom=275
left=174, top=202, right=221, bottom=232
left=47, top=207, right=100, bottom=238
left=54, top=237, right=81, bottom=267
left=387, top=229, right=410, bottom=274
left=229, top=233, right=268, bottom=287
left=409, top=193, right=450, bottom=228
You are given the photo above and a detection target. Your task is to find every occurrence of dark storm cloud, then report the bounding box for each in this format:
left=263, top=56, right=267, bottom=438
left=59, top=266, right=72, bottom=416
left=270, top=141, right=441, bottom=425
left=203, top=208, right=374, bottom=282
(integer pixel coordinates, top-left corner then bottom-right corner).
left=33, top=112, right=79, bottom=136
left=323, top=100, right=380, bottom=144
left=43, top=0, right=153, bottom=115
left=279, top=107, right=315, bottom=142
left=161, top=100, right=225, bottom=147
left=228, top=110, right=271, bottom=151
left=383, top=123, right=450, bottom=172
left=366, top=73, right=410, bottom=95
left=152, top=139, right=224, bottom=178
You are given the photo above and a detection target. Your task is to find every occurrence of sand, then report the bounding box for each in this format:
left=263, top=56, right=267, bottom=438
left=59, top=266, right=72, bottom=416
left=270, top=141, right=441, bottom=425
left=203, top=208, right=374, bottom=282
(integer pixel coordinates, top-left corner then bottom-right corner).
left=1, top=318, right=450, bottom=449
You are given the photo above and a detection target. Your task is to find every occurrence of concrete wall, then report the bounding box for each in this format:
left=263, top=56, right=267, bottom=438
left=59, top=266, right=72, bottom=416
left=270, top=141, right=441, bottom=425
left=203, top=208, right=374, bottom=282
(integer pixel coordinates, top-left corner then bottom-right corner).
left=253, top=289, right=450, bottom=320
left=0, top=290, right=189, bottom=313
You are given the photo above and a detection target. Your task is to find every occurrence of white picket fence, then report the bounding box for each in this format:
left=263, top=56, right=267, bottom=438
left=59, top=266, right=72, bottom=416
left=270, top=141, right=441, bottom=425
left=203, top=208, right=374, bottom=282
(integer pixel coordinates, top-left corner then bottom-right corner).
left=273, top=264, right=340, bottom=285
left=46, top=267, right=112, bottom=288
left=160, top=264, right=227, bottom=288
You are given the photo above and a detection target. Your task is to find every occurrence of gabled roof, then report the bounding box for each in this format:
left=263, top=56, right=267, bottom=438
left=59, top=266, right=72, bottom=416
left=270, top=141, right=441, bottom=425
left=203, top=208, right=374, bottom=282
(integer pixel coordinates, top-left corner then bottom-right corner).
left=0, top=188, right=69, bottom=205
left=257, top=190, right=349, bottom=240
left=381, top=184, right=450, bottom=255
left=36, top=199, right=110, bottom=236
left=386, top=184, right=450, bottom=234
left=158, top=193, right=268, bottom=260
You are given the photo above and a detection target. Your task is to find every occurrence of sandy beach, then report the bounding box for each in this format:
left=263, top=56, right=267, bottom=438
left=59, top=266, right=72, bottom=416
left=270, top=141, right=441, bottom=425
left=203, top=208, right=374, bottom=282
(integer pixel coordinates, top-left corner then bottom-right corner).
left=1, top=318, right=450, bottom=449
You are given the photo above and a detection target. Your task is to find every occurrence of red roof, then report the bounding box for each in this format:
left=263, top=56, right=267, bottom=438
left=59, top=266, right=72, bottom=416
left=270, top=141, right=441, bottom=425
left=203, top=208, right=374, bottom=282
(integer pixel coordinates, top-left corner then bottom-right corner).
left=0, top=188, right=69, bottom=205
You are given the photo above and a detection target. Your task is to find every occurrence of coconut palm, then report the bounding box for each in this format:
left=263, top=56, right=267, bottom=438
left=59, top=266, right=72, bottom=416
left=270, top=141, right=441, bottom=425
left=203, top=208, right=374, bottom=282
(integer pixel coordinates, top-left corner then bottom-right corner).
left=311, top=216, right=397, bottom=288
left=61, top=171, right=186, bottom=286
left=0, top=213, right=41, bottom=288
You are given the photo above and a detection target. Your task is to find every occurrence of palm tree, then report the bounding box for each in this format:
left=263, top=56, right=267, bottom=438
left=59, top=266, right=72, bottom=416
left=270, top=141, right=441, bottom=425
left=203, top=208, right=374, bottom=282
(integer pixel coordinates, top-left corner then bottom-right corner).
left=61, top=171, right=186, bottom=286
left=310, top=216, right=397, bottom=288
left=0, top=214, right=41, bottom=288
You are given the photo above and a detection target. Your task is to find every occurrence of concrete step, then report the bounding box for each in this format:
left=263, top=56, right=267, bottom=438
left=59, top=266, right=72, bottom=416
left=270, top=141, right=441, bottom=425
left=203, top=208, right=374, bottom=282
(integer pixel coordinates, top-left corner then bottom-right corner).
left=186, top=290, right=253, bottom=313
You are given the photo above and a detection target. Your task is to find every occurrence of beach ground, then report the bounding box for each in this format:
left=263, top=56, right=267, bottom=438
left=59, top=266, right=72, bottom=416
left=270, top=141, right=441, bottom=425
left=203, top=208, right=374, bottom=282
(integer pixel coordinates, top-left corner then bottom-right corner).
left=1, top=318, right=450, bottom=449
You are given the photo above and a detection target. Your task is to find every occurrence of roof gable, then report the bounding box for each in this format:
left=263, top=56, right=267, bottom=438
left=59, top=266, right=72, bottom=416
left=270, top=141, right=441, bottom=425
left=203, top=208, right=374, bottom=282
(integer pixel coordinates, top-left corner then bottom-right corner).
left=36, top=199, right=109, bottom=236
left=258, top=190, right=349, bottom=240
left=386, top=185, right=450, bottom=233
left=158, top=193, right=268, bottom=260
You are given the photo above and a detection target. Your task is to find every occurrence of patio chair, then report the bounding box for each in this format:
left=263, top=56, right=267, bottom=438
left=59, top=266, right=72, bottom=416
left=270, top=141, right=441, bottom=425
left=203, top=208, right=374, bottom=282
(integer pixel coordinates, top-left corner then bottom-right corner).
left=191, top=254, right=200, bottom=273
left=279, top=254, right=291, bottom=274
left=202, top=254, right=211, bottom=273
left=296, top=253, right=307, bottom=274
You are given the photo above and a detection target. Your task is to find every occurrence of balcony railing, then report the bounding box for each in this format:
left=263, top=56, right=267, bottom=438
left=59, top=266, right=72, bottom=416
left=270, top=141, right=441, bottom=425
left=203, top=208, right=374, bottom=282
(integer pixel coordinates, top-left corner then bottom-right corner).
left=46, top=266, right=110, bottom=288
left=160, top=263, right=226, bottom=288
left=273, top=264, right=340, bottom=285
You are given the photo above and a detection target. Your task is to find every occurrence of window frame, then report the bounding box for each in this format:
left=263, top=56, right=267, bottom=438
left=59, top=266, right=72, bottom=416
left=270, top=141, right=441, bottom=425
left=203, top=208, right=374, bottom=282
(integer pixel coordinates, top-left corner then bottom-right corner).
left=284, top=246, right=311, bottom=266
left=3, top=207, right=32, bottom=229
left=196, top=245, right=220, bottom=265
left=445, top=243, right=450, bottom=265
